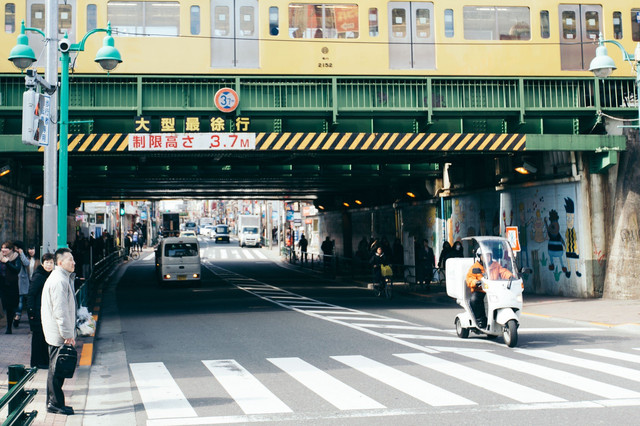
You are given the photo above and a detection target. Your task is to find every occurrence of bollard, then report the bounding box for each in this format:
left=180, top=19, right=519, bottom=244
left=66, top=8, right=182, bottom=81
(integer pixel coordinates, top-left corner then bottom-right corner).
left=8, top=364, right=27, bottom=414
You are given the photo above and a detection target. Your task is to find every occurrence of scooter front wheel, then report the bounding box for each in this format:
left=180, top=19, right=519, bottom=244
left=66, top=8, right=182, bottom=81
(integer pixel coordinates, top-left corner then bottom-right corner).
left=455, top=317, right=469, bottom=339
left=503, top=319, right=518, bottom=347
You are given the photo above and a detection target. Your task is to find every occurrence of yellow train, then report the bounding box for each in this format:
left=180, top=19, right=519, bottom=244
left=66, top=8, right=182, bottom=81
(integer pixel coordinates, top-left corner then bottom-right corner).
left=1, top=0, right=638, bottom=76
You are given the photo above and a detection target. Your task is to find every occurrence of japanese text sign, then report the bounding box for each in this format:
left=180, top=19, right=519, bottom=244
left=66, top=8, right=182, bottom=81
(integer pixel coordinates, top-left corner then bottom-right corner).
left=128, top=133, right=256, bottom=151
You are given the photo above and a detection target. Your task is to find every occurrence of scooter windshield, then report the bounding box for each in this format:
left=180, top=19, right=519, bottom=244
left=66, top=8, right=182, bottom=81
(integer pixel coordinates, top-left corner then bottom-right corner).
left=477, top=239, right=519, bottom=281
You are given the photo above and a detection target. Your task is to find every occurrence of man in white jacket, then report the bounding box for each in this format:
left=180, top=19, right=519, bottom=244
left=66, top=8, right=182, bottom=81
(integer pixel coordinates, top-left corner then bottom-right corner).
left=41, top=248, right=77, bottom=416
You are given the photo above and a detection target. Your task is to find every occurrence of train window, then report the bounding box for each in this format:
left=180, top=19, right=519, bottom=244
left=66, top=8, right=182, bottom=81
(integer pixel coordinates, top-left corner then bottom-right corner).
left=561, top=11, right=576, bottom=40
left=584, top=11, right=599, bottom=41
left=190, top=6, right=200, bottom=35
left=540, top=10, right=550, bottom=38
left=269, top=6, right=279, bottom=36
left=369, top=8, right=378, bottom=37
left=59, top=5, right=73, bottom=34
left=289, top=4, right=358, bottom=39
left=444, top=9, right=454, bottom=38
left=5, top=3, right=15, bottom=33
left=214, top=5, right=229, bottom=36
left=613, top=11, right=622, bottom=39
left=463, top=6, right=530, bottom=40
left=391, top=8, right=406, bottom=38
left=239, top=6, right=254, bottom=36
left=632, top=10, right=640, bottom=41
left=30, top=4, right=45, bottom=30
left=108, top=2, right=179, bottom=37
left=415, top=8, right=430, bottom=38
left=87, top=4, right=97, bottom=32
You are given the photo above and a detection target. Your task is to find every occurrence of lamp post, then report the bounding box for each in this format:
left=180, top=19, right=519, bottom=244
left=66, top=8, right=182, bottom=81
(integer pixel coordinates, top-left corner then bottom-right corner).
left=589, top=32, right=640, bottom=126
left=9, top=22, right=122, bottom=248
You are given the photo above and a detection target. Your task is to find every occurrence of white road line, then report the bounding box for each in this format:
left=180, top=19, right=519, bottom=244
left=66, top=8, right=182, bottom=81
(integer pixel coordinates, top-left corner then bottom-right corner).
left=328, top=317, right=409, bottom=322
left=220, top=249, right=228, bottom=259
left=242, top=250, right=255, bottom=259
left=254, top=250, right=268, bottom=259
left=352, top=324, right=443, bottom=332
left=459, top=350, right=640, bottom=399
left=332, top=355, right=475, bottom=407
left=202, top=360, right=292, bottom=415
left=577, top=348, right=640, bottom=364
left=143, top=253, right=155, bottom=261
left=517, top=349, right=640, bottom=383
left=233, top=250, right=242, bottom=259
left=268, top=357, right=385, bottom=410
left=517, top=328, right=603, bottom=333
left=129, top=362, right=197, bottom=419
left=387, top=334, right=484, bottom=343
left=395, top=353, right=564, bottom=403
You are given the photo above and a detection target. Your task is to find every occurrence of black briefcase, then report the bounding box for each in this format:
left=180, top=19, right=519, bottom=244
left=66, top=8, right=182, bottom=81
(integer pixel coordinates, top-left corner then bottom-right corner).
left=54, top=344, right=78, bottom=378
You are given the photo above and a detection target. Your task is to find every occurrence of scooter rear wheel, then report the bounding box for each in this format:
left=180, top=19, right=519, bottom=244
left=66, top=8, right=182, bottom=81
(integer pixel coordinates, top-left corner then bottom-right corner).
left=455, top=317, right=469, bottom=338
left=503, top=319, right=518, bottom=347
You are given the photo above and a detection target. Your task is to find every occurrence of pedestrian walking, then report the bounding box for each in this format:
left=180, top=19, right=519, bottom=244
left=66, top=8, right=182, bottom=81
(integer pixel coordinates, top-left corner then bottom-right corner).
left=416, top=239, right=435, bottom=287
left=321, top=236, right=334, bottom=269
left=1, top=241, right=22, bottom=334
left=41, top=247, right=77, bottom=416
left=14, top=241, right=31, bottom=328
left=298, top=233, right=308, bottom=262
left=27, top=252, right=55, bottom=369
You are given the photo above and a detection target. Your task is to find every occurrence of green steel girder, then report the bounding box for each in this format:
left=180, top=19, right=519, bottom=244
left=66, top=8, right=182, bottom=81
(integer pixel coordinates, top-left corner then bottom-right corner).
left=1, top=74, right=636, bottom=135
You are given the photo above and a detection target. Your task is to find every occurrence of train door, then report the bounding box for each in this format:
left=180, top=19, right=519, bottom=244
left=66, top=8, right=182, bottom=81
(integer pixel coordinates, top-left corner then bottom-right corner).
left=25, top=0, right=76, bottom=63
left=211, top=0, right=259, bottom=69
left=388, top=2, right=435, bottom=69
left=559, top=4, right=602, bottom=70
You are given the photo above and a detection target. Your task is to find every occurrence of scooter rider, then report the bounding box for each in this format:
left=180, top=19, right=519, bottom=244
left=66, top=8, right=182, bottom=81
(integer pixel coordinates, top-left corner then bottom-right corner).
left=465, top=249, right=512, bottom=328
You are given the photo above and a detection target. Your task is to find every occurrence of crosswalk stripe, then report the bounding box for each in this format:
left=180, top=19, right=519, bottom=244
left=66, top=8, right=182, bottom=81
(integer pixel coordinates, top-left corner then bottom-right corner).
left=517, top=349, right=640, bottom=383
left=143, top=253, right=155, bottom=261
left=577, top=348, right=640, bottom=364
left=395, top=353, right=564, bottom=403
left=233, top=250, right=242, bottom=259
left=129, top=362, right=197, bottom=419
left=353, top=324, right=443, bottom=332
left=220, top=250, right=228, bottom=259
left=328, top=317, right=409, bottom=322
left=268, top=357, right=385, bottom=410
left=242, top=250, right=255, bottom=259
left=459, top=350, right=640, bottom=399
left=202, top=360, right=292, bottom=414
left=332, top=355, right=476, bottom=406
left=254, top=250, right=268, bottom=259
left=387, top=334, right=485, bottom=343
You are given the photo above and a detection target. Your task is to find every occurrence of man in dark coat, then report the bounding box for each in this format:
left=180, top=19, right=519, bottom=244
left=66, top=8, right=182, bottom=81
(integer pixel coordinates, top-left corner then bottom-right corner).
left=27, top=253, right=55, bottom=368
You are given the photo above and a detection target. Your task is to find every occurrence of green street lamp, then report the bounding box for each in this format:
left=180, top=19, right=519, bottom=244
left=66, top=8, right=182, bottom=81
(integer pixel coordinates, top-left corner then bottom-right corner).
left=9, top=21, right=122, bottom=248
left=589, top=33, right=640, bottom=124
left=8, top=21, right=43, bottom=70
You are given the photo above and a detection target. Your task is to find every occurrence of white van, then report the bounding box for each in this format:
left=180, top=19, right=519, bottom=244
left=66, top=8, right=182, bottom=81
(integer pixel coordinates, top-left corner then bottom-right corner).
left=155, top=236, right=201, bottom=284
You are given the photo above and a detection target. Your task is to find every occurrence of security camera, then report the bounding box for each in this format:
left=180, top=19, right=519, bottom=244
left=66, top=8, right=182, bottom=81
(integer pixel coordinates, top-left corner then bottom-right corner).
left=58, top=39, right=71, bottom=53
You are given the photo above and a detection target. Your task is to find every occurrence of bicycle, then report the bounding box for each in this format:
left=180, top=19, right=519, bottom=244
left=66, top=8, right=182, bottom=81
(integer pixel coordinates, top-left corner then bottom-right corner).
left=125, top=250, right=140, bottom=261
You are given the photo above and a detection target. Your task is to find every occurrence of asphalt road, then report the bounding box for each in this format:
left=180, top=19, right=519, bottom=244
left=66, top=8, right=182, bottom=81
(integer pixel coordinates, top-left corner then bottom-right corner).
left=84, top=237, right=640, bottom=425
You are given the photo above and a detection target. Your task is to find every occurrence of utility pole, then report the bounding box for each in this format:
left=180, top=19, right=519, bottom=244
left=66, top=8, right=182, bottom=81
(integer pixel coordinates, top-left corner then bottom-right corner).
left=42, top=0, right=58, bottom=253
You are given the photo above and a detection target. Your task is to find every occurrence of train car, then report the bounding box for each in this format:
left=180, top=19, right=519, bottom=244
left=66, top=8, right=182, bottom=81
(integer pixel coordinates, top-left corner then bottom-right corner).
left=1, top=1, right=638, bottom=76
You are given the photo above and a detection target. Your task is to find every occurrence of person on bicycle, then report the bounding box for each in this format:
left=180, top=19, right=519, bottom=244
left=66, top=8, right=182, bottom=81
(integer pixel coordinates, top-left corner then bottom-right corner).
left=369, top=245, right=389, bottom=290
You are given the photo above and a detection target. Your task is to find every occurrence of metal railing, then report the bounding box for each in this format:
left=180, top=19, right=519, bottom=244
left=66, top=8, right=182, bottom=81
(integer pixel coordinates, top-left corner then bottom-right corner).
left=1, top=365, right=37, bottom=426
left=75, top=249, right=123, bottom=311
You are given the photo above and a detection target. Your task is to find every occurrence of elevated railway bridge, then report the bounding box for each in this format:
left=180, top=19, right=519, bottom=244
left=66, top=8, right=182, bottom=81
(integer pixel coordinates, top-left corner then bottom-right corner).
left=0, top=74, right=635, bottom=299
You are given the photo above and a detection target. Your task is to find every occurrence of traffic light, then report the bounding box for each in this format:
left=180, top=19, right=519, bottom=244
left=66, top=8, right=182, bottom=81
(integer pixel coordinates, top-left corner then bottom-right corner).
left=119, top=202, right=125, bottom=216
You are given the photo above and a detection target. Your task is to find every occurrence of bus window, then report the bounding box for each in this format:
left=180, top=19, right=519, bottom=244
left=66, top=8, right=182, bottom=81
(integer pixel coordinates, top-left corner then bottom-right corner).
left=239, top=6, right=254, bottom=36
left=214, top=6, right=230, bottom=36
left=59, top=4, right=73, bottom=34
left=5, top=3, right=15, bottom=33
left=562, top=10, right=576, bottom=40
left=633, top=9, right=640, bottom=41
left=31, top=4, right=45, bottom=30
left=613, top=11, right=622, bottom=39
left=415, top=8, right=430, bottom=38
left=540, top=10, right=550, bottom=38
left=391, top=8, right=406, bottom=38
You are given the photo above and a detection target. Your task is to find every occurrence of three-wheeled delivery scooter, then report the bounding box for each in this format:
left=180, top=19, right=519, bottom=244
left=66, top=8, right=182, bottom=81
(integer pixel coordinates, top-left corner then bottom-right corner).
left=446, top=237, right=524, bottom=347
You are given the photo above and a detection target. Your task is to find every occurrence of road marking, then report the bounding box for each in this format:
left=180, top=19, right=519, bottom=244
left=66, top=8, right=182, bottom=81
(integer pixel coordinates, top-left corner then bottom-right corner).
left=268, top=357, right=385, bottom=410
left=352, top=324, right=443, bottom=332
left=458, top=350, right=640, bottom=399
left=517, top=349, right=640, bottom=383
left=395, top=353, right=564, bottom=403
left=577, top=348, right=640, bottom=364
left=387, top=333, right=485, bottom=343
left=202, top=360, right=292, bottom=415
left=328, top=317, right=408, bottom=322
left=143, top=253, right=155, bottom=261
left=254, top=251, right=268, bottom=259
left=129, top=362, right=197, bottom=419
left=332, top=355, right=475, bottom=406
left=233, top=250, right=242, bottom=259
left=220, top=249, right=228, bottom=259
left=242, top=250, right=255, bottom=259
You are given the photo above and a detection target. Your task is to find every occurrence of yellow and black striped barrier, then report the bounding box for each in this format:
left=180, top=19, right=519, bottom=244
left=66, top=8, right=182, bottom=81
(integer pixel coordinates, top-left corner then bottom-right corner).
left=39, top=132, right=526, bottom=153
